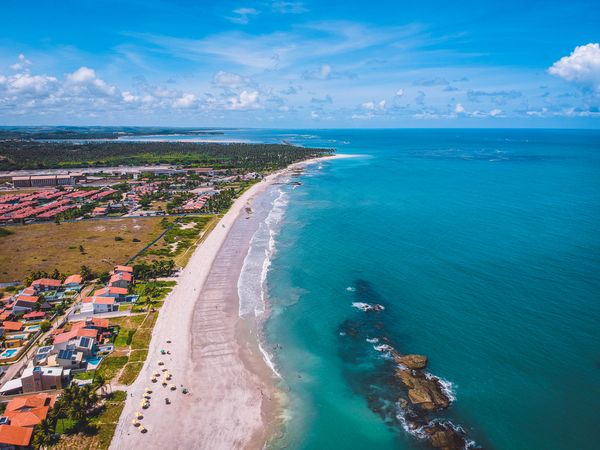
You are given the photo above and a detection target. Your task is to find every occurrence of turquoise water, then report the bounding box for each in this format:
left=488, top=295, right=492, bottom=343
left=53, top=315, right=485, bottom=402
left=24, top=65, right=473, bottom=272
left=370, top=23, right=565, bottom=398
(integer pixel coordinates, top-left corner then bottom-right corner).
left=250, top=129, right=600, bottom=450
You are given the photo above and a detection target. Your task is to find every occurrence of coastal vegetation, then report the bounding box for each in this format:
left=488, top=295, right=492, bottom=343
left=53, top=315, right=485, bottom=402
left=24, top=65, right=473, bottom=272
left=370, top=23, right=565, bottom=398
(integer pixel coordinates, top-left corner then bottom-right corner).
left=0, top=140, right=330, bottom=171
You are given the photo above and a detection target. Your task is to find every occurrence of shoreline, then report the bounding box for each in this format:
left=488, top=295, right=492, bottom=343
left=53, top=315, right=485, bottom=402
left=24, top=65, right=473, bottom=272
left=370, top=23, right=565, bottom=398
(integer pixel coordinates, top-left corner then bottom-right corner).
left=110, top=153, right=352, bottom=449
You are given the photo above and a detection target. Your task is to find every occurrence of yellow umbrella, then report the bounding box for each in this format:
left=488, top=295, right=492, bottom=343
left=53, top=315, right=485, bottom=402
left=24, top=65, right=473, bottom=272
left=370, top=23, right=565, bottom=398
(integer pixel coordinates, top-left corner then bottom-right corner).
left=132, top=419, right=140, bottom=427
left=135, top=412, right=143, bottom=419
left=139, top=425, right=147, bottom=433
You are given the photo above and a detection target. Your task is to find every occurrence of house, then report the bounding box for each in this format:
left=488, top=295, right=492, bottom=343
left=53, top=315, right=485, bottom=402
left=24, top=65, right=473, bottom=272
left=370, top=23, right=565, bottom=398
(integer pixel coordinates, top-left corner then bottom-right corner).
left=94, top=286, right=127, bottom=300
left=2, top=321, right=23, bottom=332
left=12, top=296, right=39, bottom=313
left=108, top=271, right=132, bottom=289
left=20, top=287, right=36, bottom=296
left=53, top=328, right=97, bottom=356
left=92, top=206, right=108, bottom=216
left=0, top=424, right=33, bottom=448
left=113, top=265, right=133, bottom=275
left=22, top=311, right=45, bottom=321
left=31, top=278, right=62, bottom=291
left=93, top=296, right=118, bottom=313
left=63, top=274, right=83, bottom=291
left=47, top=349, right=84, bottom=369
left=21, top=366, right=68, bottom=393
left=2, top=392, right=57, bottom=429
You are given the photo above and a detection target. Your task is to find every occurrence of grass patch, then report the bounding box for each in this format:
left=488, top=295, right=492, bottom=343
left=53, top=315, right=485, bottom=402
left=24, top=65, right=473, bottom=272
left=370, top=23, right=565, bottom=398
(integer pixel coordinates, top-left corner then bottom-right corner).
left=96, top=355, right=128, bottom=381
left=114, top=329, right=134, bottom=348
left=129, top=349, right=148, bottom=362
left=118, top=362, right=144, bottom=385
left=0, top=217, right=166, bottom=282
left=73, top=371, right=95, bottom=380
left=131, top=327, right=152, bottom=350
left=55, top=417, right=76, bottom=435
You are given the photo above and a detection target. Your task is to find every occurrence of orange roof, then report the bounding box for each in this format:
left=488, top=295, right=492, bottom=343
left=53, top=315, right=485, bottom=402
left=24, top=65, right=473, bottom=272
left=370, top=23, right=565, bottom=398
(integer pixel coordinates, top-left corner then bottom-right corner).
left=51, top=327, right=64, bottom=335
left=94, top=286, right=127, bottom=296
left=63, top=274, right=83, bottom=285
left=0, top=424, right=33, bottom=446
left=3, top=406, right=49, bottom=427
left=15, top=295, right=39, bottom=304
left=94, top=297, right=115, bottom=305
left=92, top=317, right=109, bottom=328
left=2, top=321, right=23, bottom=331
left=110, top=272, right=132, bottom=282
left=21, top=287, right=36, bottom=295
left=22, top=311, right=45, bottom=319
left=6, top=393, right=57, bottom=412
left=114, top=265, right=133, bottom=273
left=31, top=278, right=61, bottom=287
left=77, top=328, right=98, bottom=339
left=70, top=321, right=86, bottom=330
left=0, top=312, right=12, bottom=321
left=82, top=296, right=94, bottom=303
left=53, top=330, right=77, bottom=344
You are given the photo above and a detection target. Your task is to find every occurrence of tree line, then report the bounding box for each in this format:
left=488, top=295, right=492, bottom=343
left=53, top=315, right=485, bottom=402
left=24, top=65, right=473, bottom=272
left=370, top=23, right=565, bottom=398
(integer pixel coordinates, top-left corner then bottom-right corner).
left=0, top=141, right=332, bottom=171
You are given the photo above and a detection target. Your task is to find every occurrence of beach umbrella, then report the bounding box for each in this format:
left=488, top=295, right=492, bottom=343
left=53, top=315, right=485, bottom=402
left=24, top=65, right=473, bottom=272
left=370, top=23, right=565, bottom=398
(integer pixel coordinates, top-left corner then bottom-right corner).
left=139, top=425, right=147, bottom=433
left=132, top=419, right=140, bottom=427
left=169, top=384, right=176, bottom=390
left=151, top=377, right=157, bottom=383
left=135, top=412, right=143, bottom=419
left=158, top=360, right=164, bottom=365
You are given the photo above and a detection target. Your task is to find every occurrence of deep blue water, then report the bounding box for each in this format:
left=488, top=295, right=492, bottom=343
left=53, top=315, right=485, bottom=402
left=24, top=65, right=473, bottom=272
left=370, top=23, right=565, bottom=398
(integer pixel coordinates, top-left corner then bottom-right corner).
left=252, top=129, right=600, bottom=450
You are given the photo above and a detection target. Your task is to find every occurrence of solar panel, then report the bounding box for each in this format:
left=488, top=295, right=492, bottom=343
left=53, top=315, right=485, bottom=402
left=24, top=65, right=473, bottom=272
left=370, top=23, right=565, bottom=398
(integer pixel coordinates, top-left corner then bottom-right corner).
left=79, top=337, right=91, bottom=347
left=58, top=349, right=73, bottom=360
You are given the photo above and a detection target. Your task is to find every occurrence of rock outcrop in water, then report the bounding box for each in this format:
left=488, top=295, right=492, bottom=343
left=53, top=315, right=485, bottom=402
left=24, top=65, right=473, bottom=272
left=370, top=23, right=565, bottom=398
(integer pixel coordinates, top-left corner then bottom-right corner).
left=342, top=279, right=478, bottom=450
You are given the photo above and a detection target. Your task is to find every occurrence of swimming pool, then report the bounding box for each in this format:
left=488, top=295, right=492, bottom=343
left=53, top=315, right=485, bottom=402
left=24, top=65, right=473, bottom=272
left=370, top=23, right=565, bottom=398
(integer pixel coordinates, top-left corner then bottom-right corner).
left=86, top=356, right=103, bottom=368
left=0, top=349, right=18, bottom=359
left=24, top=325, right=40, bottom=332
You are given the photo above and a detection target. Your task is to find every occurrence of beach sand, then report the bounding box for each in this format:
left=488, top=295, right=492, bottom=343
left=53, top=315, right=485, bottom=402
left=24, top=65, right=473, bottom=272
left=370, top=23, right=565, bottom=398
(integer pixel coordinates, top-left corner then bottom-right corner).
left=110, top=154, right=349, bottom=450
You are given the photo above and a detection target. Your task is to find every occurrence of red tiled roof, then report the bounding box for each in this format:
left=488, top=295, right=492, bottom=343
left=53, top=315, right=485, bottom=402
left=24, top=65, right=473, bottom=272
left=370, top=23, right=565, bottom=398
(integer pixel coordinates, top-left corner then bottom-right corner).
left=22, top=311, right=45, bottom=319
left=91, top=317, right=109, bottom=328
left=21, top=287, right=36, bottom=295
left=0, top=424, right=34, bottom=446
left=63, top=274, right=83, bottom=285
left=31, top=278, right=61, bottom=287
left=77, top=328, right=98, bottom=339
left=94, top=297, right=115, bottom=305
left=15, top=295, right=39, bottom=304
left=53, top=330, right=77, bottom=344
left=2, top=321, right=23, bottom=331
left=4, top=407, right=49, bottom=427
left=114, top=265, right=133, bottom=273
left=6, top=393, right=57, bottom=412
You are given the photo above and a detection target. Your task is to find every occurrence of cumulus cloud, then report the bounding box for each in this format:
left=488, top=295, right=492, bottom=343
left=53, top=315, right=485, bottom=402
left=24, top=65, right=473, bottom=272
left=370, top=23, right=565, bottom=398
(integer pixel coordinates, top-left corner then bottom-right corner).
left=395, top=88, right=404, bottom=97
left=173, top=93, right=197, bottom=108
left=454, top=103, right=465, bottom=114
left=226, top=90, right=260, bottom=110
left=10, top=54, right=32, bottom=71
left=213, top=71, right=246, bottom=88
left=65, top=67, right=118, bottom=97
left=549, top=43, right=600, bottom=92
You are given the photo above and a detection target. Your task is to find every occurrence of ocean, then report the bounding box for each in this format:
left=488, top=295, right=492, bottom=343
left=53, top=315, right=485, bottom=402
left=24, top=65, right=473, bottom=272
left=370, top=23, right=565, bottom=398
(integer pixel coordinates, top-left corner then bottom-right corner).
left=232, top=129, right=600, bottom=450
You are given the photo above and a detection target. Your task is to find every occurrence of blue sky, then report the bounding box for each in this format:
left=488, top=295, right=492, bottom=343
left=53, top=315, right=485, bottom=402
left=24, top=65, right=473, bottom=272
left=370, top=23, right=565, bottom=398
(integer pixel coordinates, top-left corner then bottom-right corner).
left=0, top=0, right=599, bottom=127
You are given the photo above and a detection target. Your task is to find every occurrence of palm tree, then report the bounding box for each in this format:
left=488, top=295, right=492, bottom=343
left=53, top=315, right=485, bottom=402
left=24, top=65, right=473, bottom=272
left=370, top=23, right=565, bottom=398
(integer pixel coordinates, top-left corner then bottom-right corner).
left=31, top=418, right=54, bottom=449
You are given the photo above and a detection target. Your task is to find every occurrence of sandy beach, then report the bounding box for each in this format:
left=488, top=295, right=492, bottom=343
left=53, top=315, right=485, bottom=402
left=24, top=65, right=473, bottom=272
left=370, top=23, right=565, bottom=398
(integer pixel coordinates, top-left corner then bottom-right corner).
left=110, top=154, right=349, bottom=450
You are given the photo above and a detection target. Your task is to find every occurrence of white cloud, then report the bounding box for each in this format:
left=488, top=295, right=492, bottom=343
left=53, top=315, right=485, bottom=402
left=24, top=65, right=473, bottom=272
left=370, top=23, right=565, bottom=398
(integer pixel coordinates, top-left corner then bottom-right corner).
left=213, top=71, right=246, bottom=88
left=395, top=88, right=404, bottom=97
left=489, top=108, right=502, bottom=117
left=226, top=90, right=260, bottom=110
left=174, top=93, right=197, bottom=108
left=549, top=43, right=600, bottom=92
left=454, top=103, right=465, bottom=113
left=65, top=67, right=118, bottom=97
left=361, top=101, right=375, bottom=110
left=10, top=54, right=32, bottom=71
left=227, top=7, right=259, bottom=25
left=378, top=100, right=386, bottom=109
left=2, top=72, right=58, bottom=96
left=272, top=1, right=307, bottom=13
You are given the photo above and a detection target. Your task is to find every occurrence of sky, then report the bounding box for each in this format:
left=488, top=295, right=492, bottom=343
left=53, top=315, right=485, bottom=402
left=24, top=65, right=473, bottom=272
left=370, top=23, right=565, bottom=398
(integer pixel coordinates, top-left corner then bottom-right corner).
left=0, top=0, right=599, bottom=128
